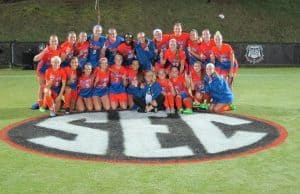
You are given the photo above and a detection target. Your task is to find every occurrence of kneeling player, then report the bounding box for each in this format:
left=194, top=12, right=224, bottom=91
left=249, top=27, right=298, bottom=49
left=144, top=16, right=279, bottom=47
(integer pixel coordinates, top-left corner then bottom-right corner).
left=169, top=66, right=193, bottom=114
left=92, top=57, right=110, bottom=111
left=126, top=60, right=140, bottom=109
left=204, top=63, right=235, bottom=112
left=64, top=57, right=80, bottom=114
left=157, top=69, right=175, bottom=114
left=109, top=54, right=128, bottom=110
left=77, top=63, right=94, bottom=112
left=42, top=56, right=66, bottom=117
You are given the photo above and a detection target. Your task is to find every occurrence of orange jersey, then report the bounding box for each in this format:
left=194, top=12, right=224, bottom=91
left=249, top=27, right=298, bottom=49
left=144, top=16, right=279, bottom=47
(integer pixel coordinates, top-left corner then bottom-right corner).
left=60, top=41, right=75, bottom=60
left=75, top=41, right=89, bottom=59
left=157, top=78, right=173, bottom=94
left=163, top=48, right=186, bottom=67
left=126, top=68, right=138, bottom=86
left=95, top=70, right=110, bottom=88
left=212, top=43, right=234, bottom=63
left=45, top=67, right=67, bottom=88
left=153, top=34, right=170, bottom=53
left=169, top=32, right=190, bottom=49
left=190, top=69, right=204, bottom=91
left=41, top=46, right=61, bottom=64
left=64, top=66, right=78, bottom=89
left=187, top=39, right=201, bottom=53
left=169, top=75, right=188, bottom=94
left=109, top=65, right=127, bottom=84
left=199, top=39, right=216, bottom=59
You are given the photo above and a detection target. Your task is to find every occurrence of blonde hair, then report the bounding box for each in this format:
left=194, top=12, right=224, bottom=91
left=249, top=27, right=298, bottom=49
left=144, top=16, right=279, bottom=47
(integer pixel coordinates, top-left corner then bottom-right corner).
left=214, top=31, right=223, bottom=40
left=51, top=56, right=61, bottom=64
left=206, top=63, right=215, bottom=69
left=153, top=29, right=162, bottom=35
left=93, top=25, right=102, bottom=33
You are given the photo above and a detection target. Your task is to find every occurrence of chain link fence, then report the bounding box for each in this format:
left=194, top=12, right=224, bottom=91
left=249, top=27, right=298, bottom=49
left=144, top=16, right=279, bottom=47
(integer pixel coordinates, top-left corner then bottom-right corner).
left=0, top=41, right=299, bottom=69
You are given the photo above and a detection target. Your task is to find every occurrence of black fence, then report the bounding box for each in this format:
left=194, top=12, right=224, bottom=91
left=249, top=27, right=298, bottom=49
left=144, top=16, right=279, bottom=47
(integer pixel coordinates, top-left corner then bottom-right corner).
left=0, top=41, right=299, bottom=69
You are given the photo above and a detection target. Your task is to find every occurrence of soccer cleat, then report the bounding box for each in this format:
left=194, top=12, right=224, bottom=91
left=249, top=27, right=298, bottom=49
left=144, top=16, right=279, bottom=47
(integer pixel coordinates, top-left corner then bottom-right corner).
left=65, top=108, right=70, bottom=114
left=165, top=108, right=171, bottom=114
left=170, top=108, right=175, bottom=114
left=49, top=111, right=56, bottom=117
left=178, top=108, right=184, bottom=114
left=183, top=108, right=193, bottom=114
left=39, top=107, right=46, bottom=113
left=200, top=103, right=210, bottom=110
left=230, top=103, right=236, bottom=110
left=31, top=103, right=39, bottom=110
left=192, top=102, right=201, bottom=108
left=137, top=107, right=146, bottom=113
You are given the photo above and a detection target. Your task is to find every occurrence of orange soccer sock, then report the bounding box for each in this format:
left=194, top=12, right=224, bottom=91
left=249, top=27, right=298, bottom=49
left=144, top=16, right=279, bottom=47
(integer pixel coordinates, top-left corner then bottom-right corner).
left=167, top=94, right=175, bottom=109
left=183, top=98, right=192, bottom=109
left=218, top=105, right=231, bottom=112
left=38, top=99, right=43, bottom=107
left=45, top=95, right=54, bottom=110
left=175, top=96, right=183, bottom=109
left=164, top=97, right=170, bottom=109
left=64, top=92, right=71, bottom=108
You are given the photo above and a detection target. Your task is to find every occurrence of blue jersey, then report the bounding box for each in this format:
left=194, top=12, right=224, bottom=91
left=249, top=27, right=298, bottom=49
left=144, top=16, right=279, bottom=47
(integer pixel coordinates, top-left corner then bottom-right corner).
left=87, top=34, right=106, bottom=68
left=204, top=73, right=234, bottom=104
left=135, top=39, right=155, bottom=71
left=104, top=36, right=124, bottom=65
left=131, top=82, right=162, bottom=100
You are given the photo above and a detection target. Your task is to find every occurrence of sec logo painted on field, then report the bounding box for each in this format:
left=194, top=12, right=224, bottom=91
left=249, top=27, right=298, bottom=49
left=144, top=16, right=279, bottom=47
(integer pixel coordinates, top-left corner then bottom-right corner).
left=0, top=111, right=287, bottom=164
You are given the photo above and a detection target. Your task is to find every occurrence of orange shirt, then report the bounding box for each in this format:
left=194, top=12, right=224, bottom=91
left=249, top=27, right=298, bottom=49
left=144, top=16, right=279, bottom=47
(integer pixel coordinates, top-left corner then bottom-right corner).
left=41, top=46, right=61, bottom=64
left=153, top=34, right=170, bottom=53
left=212, top=43, right=234, bottom=63
left=170, top=75, right=188, bottom=94
left=157, top=78, right=173, bottom=94
left=95, top=70, right=110, bottom=88
left=64, top=66, right=78, bottom=89
left=199, top=39, right=216, bottom=60
left=190, top=69, right=204, bottom=91
left=169, top=32, right=190, bottom=49
left=75, top=41, right=89, bottom=59
left=126, top=68, right=138, bottom=86
left=60, top=41, right=75, bottom=61
left=109, top=65, right=127, bottom=84
left=45, top=67, right=66, bottom=88
left=163, top=48, right=186, bottom=67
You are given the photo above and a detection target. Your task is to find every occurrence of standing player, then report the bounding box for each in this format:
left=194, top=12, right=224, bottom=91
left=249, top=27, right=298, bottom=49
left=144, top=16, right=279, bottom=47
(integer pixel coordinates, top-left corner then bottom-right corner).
left=204, top=63, right=234, bottom=112
left=169, top=23, right=190, bottom=49
left=32, top=35, right=61, bottom=110
left=87, top=25, right=106, bottom=68
left=126, top=60, right=140, bottom=109
left=156, top=69, right=176, bottom=114
left=101, top=28, right=124, bottom=65
left=153, top=29, right=170, bottom=65
left=60, top=31, right=77, bottom=68
left=161, top=39, right=186, bottom=74
left=169, top=66, right=193, bottom=114
left=64, top=57, right=80, bottom=114
left=187, top=29, right=202, bottom=69
left=76, top=32, right=89, bottom=69
left=92, top=57, right=110, bottom=111
left=211, top=31, right=238, bottom=88
left=199, top=29, right=216, bottom=67
left=117, top=33, right=136, bottom=68
left=135, top=32, right=156, bottom=71
left=77, top=63, right=94, bottom=112
left=109, top=54, right=128, bottom=110
left=42, top=56, right=66, bottom=117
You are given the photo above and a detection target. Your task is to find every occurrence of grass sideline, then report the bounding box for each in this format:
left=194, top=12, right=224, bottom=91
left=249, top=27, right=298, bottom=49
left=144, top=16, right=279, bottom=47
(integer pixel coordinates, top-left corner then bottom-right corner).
left=0, top=0, right=300, bottom=43
left=0, top=67, right=299, bottom=194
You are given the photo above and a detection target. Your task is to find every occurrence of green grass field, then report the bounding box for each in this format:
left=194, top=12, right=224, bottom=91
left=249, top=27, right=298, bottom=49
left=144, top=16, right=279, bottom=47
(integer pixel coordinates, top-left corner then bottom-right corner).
left=0, top=0, right=300, bottom=42
left=0, top=67, right=299, bottom=194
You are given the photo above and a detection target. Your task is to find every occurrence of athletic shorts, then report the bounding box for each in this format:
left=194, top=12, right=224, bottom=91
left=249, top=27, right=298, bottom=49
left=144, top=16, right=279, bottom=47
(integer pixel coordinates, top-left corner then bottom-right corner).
left=93, top=87, right=108, bottom=97
left=109, top=93, right=127, bottom=104
left=51, top=86, right=61, bottom=99
left=215, top=61, right=238, bottom=75
left=79, top=88, right=93, bottom=98
left=36, top=62, right=51, bottom=78
left=178, top=91, right=189, bottom=100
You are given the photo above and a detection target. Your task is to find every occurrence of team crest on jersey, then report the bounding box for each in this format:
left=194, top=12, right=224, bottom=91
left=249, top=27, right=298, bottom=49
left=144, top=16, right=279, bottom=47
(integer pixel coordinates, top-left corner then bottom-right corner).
left=245, top=45, right=264, bottom=64
left=0, top=111, right=287, bottom=164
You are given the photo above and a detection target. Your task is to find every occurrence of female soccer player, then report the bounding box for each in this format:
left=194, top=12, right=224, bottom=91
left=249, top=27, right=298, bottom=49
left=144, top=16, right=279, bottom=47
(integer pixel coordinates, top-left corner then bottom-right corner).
left=169, top=66, right=193, bottom=114
left=64, top=57, right=80, bottom=114
left=161, top=39, right=186, bottom=74
left=131, top=70, right=164, bottom=113
left=204, top=63, right=234, bottom=112
left=87, top=25, right=106, bottom=68
left=211, top=31, right=238, bottom=88
left=169, top=22, right=190, bottom=49
left=32, top=34, right=60, bottom=110
left=187, top=29, right=202, bottom=69
left=153, top=29, right=170, bottom=63
left=109, top=54, right=128, bottom=110
left=135, top=32, right=156, bottom=71
left=77, top=63, right=94, bottom=112
left=76, top=32, right=89, bottom=69
left=101, top=28, right=124, bottom=65
left=199, top=29, right=215, bottom=67
left=126, top=60, right=140, bottom=109
left=117, top=33, right=136, bottom=67
left=42, top=56, right=66, bottom=117
left=92, top=57, right=110, bottom=111
left=156, top=69, right=176, bottom=114
left=60, top=31, right=77, bottom=68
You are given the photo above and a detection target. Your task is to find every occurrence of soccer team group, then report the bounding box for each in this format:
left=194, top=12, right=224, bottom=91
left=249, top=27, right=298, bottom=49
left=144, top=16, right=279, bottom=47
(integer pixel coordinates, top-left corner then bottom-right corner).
left=32, top=22, right=238, bottom=117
